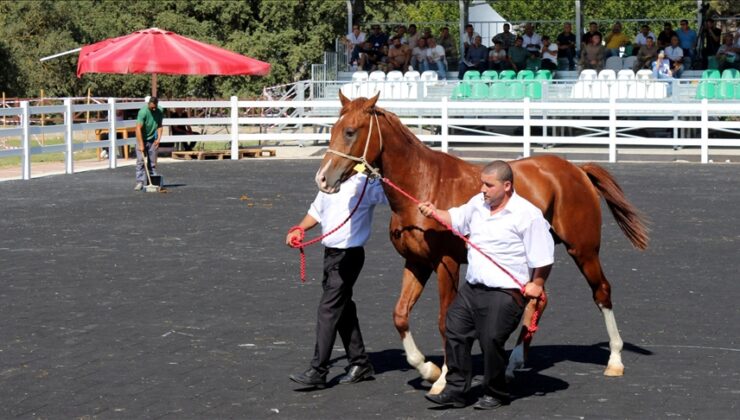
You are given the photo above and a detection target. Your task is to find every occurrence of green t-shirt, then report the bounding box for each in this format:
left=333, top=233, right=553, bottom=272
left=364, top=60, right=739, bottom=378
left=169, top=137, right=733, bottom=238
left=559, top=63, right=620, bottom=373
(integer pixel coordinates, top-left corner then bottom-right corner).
left=136, top=106, right=164, bottom=141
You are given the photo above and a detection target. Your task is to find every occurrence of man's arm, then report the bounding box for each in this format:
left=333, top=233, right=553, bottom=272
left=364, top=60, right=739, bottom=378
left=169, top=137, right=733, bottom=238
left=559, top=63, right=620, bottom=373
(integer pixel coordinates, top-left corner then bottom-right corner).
left=417, top=201, right=451, bottom=225
left=285, top=214, right=319, bottom=246
left=154, top=126, right=164, bottom=148
left=523, top=264, right=552, bottom=299
left=135, top=124, right=145, bottom=152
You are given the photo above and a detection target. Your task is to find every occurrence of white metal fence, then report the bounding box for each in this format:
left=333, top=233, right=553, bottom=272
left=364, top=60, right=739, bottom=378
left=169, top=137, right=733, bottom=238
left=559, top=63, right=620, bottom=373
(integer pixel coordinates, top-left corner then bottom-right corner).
left=1, top=96, right=739, bottom=180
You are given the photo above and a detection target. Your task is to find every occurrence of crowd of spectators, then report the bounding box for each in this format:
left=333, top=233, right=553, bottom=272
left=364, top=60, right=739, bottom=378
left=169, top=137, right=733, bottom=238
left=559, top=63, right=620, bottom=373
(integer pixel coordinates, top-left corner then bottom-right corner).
left=342, top=19, right=740, bottom=80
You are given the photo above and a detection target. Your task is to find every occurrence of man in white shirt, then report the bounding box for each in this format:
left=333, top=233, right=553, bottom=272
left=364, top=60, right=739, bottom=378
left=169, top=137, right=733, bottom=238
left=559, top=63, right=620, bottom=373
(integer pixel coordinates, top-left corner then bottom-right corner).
left=462, top=23, right=480, bottom=56
left=522, top=23, right=543, bottom=57
left=287, top=173, right=388, bottom=388
left=418, top=160, right=554, bottom=410
left=425, top=37, right=447, bottom=79
left=634, top=24, right=656, bottom=48
left=664, top=35, right=685, bottom=77
left=410, top=37, right=428, bottom=71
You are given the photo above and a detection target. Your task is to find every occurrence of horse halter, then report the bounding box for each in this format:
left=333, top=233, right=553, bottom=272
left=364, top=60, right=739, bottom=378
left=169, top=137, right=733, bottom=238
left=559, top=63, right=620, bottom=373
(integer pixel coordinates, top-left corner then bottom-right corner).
left=325, top=110, right=384, bottom=178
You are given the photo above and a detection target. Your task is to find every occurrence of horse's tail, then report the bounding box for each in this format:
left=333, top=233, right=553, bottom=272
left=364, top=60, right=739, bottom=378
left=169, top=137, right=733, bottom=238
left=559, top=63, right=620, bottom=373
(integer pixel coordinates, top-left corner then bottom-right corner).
left=580, top=163, right=650, bottom=250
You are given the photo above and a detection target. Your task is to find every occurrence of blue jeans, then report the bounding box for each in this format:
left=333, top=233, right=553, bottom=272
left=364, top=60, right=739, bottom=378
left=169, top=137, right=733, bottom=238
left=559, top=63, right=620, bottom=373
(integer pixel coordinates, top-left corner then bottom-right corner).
left=427, top=59, right=447, bottom=79
left=653, top=70, right=674, bottom=96
left=135, top=139, right=158, bottom=183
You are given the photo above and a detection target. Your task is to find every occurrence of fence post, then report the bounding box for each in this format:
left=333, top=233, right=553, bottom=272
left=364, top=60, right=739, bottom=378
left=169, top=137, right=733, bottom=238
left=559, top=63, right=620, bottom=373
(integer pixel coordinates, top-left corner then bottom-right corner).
left=108, top=98, right=117, bottom=169
left=441, top=97, right=449, bottom=153
left=230, top=96, right=239, bottom=160
left=21, top=101, right=30, bottom=180
left=701, top=99, right=708, bottom=164
left=609, top=96, right=617, bottom=163
left=65, top=98, right=74, bottom=174
left=522, top=97, right=531, bottom=158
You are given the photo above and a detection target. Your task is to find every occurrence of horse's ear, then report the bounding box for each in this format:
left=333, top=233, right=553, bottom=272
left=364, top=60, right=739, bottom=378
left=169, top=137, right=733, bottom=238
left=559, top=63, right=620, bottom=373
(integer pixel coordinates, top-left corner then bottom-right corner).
left=365, top=92, right=380, bottom=110
left=339, top=90, right=350, bottom=107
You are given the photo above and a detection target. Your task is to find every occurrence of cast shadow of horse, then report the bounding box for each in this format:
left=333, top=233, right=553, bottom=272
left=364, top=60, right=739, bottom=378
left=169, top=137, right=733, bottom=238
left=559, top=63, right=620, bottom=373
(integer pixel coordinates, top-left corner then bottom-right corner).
left=367, top=342, right=651, bottom=399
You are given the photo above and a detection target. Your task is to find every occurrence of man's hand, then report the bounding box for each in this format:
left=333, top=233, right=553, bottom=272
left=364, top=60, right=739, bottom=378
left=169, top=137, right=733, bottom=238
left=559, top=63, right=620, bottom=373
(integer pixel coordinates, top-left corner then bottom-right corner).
left=418, top=201, right=436, bottom=217
left=286, top=229, right=303, bottom=247
left=153, top=140, right=160, bottom=149
left=523, top=282, right=544, bottom=299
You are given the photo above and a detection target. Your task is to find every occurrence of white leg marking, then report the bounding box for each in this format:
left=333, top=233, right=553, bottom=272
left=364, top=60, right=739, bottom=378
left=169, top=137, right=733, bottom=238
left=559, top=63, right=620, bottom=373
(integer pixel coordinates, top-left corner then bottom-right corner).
left=506, top=342, right=525, bottom=382
left=601, top=306, right=625, bottom=376
left=429, top=364, right=448, bottom=395
left=402, top=332, right=440, bottom=382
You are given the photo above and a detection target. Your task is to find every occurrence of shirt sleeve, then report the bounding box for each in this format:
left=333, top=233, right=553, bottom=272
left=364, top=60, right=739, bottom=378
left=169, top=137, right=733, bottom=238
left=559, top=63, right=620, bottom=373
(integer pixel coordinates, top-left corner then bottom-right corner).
left=448, top=202, right=471, bottom=236
left=307, top=193, right=324, bottom=224
left=368, top=181, right=388, bottom=205
left=136, top=108, right=146, bottom=125
left=521, top=214, right=555, bottom=268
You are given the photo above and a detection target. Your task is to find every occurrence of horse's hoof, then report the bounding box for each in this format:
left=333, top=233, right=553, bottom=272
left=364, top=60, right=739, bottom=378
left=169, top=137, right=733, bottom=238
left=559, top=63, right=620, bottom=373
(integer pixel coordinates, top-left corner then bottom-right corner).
left=420, top=361, right=441, bottom=382
left=604, top=364, right=624, bottom=377
left=428, top=382, right=445, bottom=395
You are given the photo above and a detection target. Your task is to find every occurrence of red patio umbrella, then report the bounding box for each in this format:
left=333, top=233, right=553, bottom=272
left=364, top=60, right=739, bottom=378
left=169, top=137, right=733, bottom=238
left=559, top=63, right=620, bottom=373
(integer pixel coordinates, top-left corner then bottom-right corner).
left=77, top=27, right=271, bottom=96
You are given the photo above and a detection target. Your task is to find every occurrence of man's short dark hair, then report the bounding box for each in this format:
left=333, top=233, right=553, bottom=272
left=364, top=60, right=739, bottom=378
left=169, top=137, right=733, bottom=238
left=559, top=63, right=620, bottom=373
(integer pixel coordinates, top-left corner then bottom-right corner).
left=149, top=96, right=158, bottom=105
left=482, top=160, right=514, bottom=184
left=647, top=36, right=654, bottom=40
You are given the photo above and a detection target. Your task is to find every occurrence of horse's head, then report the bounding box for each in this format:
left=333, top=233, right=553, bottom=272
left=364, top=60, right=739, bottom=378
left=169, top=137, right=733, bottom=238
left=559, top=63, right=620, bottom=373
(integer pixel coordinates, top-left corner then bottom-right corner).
left=315, top=91, right=382, bottom=193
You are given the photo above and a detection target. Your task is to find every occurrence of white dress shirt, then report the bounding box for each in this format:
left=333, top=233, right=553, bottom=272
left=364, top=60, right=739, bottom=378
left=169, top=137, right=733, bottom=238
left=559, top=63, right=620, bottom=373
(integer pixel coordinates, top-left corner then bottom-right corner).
left=523, top=33, right=543, bottom=53
left=308, top=174, right=388, bottom=249
left=664, top=45, right=684, bottom=62
left=448, top=192, right=554, bottom=289
left=635, top=31, right=656, bottom=46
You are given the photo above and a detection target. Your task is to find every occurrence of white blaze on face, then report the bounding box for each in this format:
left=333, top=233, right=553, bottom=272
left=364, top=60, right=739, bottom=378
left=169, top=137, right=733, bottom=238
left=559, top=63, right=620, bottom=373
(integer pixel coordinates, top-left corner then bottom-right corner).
left=315, top=159, right=339, bottom=193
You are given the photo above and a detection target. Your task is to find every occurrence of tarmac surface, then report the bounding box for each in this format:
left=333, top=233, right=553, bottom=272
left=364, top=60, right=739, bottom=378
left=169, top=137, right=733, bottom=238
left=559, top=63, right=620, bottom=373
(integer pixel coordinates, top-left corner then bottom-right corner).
left=1, top=158, right=739, bottom=419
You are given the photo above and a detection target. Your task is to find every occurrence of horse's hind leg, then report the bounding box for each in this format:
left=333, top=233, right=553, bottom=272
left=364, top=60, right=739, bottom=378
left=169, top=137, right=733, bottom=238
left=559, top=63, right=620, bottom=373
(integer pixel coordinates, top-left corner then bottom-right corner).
left=572, top=251, right=625, bottom=377
left=393, top=262, right=440, bottom=383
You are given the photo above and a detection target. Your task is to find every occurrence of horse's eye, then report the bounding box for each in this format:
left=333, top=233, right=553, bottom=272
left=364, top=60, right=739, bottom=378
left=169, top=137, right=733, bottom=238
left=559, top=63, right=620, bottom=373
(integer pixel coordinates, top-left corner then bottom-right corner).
left=344, top=127, right=357, bottom=139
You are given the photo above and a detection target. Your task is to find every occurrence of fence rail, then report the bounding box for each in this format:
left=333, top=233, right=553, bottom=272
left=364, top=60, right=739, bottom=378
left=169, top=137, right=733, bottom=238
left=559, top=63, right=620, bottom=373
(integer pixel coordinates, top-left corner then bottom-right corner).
left=1, top=96, right=739, bottom=180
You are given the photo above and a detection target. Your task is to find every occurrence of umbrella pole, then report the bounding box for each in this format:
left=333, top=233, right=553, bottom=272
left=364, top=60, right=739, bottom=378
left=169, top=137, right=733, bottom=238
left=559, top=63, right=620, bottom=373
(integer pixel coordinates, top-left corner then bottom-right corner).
left=152, top=73, right=157, bottom=97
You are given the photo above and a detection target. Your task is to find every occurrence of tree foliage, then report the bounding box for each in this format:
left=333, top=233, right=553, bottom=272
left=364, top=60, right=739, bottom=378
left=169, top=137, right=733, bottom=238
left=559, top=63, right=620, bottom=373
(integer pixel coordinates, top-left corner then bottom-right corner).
left=0, top=0, right=737, bottom=99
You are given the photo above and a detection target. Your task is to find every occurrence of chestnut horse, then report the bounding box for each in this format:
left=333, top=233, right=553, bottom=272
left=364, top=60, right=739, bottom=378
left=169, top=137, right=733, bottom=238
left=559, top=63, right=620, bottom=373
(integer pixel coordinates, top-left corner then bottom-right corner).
left=315, top=93, right=649, bottom=394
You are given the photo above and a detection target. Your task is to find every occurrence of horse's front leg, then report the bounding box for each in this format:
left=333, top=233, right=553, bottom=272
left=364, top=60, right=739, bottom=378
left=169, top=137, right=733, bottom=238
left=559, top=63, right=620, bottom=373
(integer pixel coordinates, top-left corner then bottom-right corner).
left=506, top=293, right=548, bottom=381
left=393, top=262, right=440, bottom=383
left=427, top=256, right=460, bottom=395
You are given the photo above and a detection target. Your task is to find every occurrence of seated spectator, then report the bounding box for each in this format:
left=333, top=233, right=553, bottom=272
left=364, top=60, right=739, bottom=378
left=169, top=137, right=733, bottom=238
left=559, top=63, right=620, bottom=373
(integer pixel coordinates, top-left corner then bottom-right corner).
left=367, top=24, right=389, bottom=52
left=462, top=24, right=480, bottom=56
left=652, top=51, right=675, bottom=96
left=540, top=36, right=558, bottom=71
left=425, top=37, right=447, bottom=79
left=422, top=27, right=433, bottom=40
left=488, top=40, right=508, bottom=71
left=634, top=25, right=656, bottom=53
left=407, top=24, right=420, bottom=49
left=579, top=33, right=605, bottom=71
left=605, top=22, right=630, bottom=58
left=634, top=36, right=658, bottom=71
left=493, top=23, right=517, bottom=51
left=387, top=36, right=411, bottom=71
left=438, top=27, right=458, bottom=69
left=701, top=18, right=722, bottom=68
left=393, top=25, right=408, bottom=45
left=717, top=33, right=740, bottom=71
left=169, top=109, right=197, bottom=151
left=344, top=25, right=366, bottom=55
left=458, top=35, right=488, bottom=78
left=357, top=40, right=384, bottom=71
left=522, top=23, right=542, bottom=57
left=557, top=22, right=577, bottom=70
left=664, top=35, right=685, bottom=77
left=410, top=37, right=428, bottom=71
left=507, top=36, right=529, bottom=72
left=676, top=19, right=697, bottom=66
left=657, top=22, right=677, bottom=50
left=582, top=21, right=602, bottom=49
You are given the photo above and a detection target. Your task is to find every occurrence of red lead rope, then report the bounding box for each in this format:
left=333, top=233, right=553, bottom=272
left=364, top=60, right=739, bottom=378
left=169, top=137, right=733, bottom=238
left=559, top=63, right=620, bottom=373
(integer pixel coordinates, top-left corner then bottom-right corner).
left=288, top=177, right=370, bottom=283
left=380, top=176, right=545, bottom=340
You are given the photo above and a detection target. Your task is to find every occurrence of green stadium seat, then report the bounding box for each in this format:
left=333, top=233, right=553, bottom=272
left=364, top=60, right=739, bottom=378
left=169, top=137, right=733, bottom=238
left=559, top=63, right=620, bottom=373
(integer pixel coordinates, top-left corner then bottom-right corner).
left=481, top=70, right=498, bottom=81
left=463, top=70, right=481, bottom=80
left=535, top=70, right=553, bottom=80
left=517, top=70, right=535, bottom=80
left=499, top=70, right=516, bottom=80
left=527, top=80, right=543, bottom=99
left=508, top=80, right=525, bottom=99
left=722, top=69, right=740, bottom=79
left=525, top=57, right=541, bottom=72
left=695, top=81, right=716, bottom=99
left=718, top=69, right=740, bottom=100
left=470, top=80, right=489, bottom=99
left=489, top=80, right=508, bottom=99
left=450, top=83, right=472, bottom=100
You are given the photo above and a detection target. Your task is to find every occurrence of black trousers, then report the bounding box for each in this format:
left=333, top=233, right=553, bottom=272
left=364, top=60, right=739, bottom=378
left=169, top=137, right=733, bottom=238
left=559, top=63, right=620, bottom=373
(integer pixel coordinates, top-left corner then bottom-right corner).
left=310, top=247, right=368, bottom=373
left=444, top=281, right=525, bottom=401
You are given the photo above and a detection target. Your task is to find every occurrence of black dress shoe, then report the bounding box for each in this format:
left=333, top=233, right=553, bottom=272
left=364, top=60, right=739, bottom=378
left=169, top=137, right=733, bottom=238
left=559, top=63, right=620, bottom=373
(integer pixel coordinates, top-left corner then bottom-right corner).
left=289, top=367, right=326, bottom=388
left=472, top=395, right=508, bottom=410
left=424, top=389, right=466, bottom=408
left=338, top=364, right=374, bottom=384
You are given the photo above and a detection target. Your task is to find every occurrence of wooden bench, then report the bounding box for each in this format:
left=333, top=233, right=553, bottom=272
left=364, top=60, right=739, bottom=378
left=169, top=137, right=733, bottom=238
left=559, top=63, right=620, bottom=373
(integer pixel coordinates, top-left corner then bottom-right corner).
left=171, top=149, right=276, bottom=160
